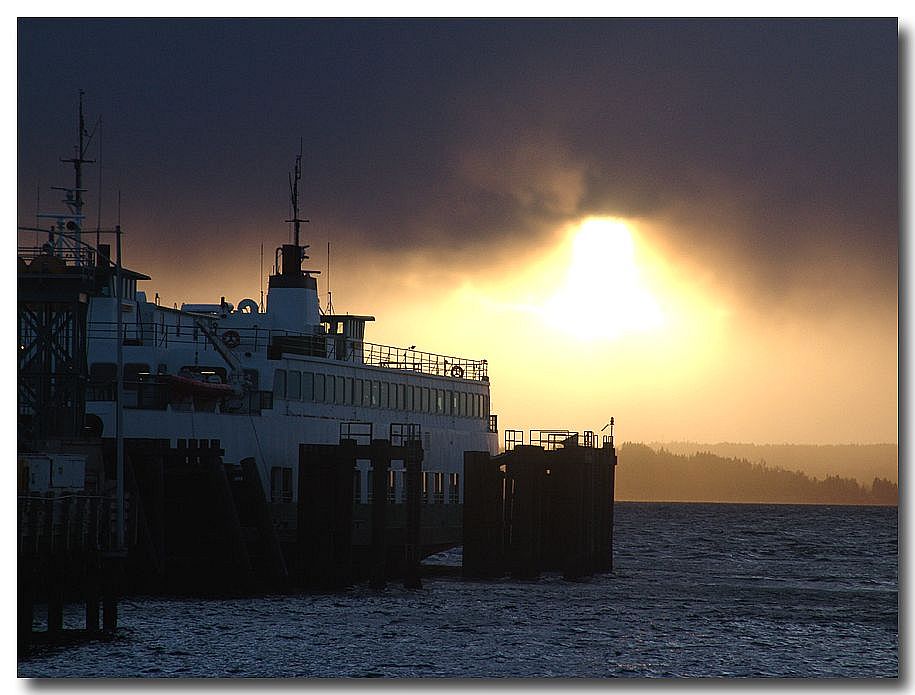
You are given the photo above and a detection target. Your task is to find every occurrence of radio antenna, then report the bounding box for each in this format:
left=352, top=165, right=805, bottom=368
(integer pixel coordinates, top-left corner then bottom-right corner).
left=259, top=243, right=265, bottom=313
left=35, top=183, right=40, bottom=245
left=96, top=117, right=103, bottom=249
left=326, top=240, right=335, bottom=314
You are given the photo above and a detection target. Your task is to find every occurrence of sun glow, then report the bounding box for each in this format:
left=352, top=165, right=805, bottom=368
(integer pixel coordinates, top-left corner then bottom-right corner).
left=542, top=217, right=666, bottom=340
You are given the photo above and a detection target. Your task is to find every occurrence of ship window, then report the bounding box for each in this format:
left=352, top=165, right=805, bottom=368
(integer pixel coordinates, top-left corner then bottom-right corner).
left=353, top=378, right=363, bottom=406
left=474, top=393, right=480, bottom=419
left=444, top=390, right=452, bottom=416
left=302, top=371, right=314, bottom=401
left=315, top=373, right=326, bottom=402
left=371, top=380, right=380, bottom=407
left=380, top=381, right=389, bottom=409
left=395, top=383, right=404, bottom=410
left=288, top=371, right=301, bottom=400
left=363, top=379, right=372, bottom=407
left=451, top=391, right=458, bottom=415
left=344, top=377, right=352, bottom=405
left=483, top=394, right=489, bottom=418
left=273, top=369, right=287, bottom=399
left=421, top=387, right=430, bottom=413
left=335, top=376, right=345, bottom=405
left=449, top=473, right=460, bottom=504
left=460, top=392, right=467, bottom=418
left=436, top=389, right=444, bottom=414
left=433, top=472, right=445, bottom=504
left=326, top=373, right=335, bottom=403
left=405, top=385, right=414, bottom=411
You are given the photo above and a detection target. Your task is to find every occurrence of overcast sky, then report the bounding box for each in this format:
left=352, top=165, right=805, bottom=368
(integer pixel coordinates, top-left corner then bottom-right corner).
left=16, top=19, right=899, bottom=443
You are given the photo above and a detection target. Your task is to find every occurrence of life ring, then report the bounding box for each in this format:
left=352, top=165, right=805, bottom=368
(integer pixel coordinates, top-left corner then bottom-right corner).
left=236, top=298, right=259, bottom=314
left=223, top=330, right=241, bottom=348
left=450, top=364, right=464, bottom=379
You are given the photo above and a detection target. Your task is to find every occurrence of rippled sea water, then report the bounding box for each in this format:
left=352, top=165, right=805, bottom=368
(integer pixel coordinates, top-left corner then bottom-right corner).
left=19, top=502, right=897, bottom=678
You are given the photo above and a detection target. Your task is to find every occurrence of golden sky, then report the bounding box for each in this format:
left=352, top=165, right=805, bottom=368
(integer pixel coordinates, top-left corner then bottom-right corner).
left=145, top=212, right=897, bottom=445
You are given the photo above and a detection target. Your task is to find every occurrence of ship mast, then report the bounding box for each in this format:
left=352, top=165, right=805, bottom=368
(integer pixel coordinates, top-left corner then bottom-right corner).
left=285, top=140, right=308, bottom=253
left=274, top=140, right=320, bottom=283
left=44, top=90, right=97, bottom=265
left=267, top=144, right=322, bottom=331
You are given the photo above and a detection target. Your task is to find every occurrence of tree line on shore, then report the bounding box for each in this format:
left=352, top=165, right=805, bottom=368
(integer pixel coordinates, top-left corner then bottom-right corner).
left=616, top=443, right=898, bottom=505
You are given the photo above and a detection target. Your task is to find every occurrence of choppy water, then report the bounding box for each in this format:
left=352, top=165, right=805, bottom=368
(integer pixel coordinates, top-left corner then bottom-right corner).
left=19, top=502, right=897, bottom=678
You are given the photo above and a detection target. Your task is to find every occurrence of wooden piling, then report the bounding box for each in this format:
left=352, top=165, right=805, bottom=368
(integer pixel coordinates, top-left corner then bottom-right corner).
left=462, top=451, right=505, bottom=578
left=369, top=439, right=391, bottom=590
left=403, top=439, right=424, bottom=589
left=18, top=557, right=35, bottom=649
left=297, top=442, right=355, bottom=589
left=605, top=443, right=617, bottom=572
left=506, top=446, right=548, bottom=579
left=84, top=552, right=100, bottom=633
left=462, top=438, right=618, bottom=581
left=102, top=556, right=119, bottom=633
left=240, top=457, right=288, bottom=581
left=207, top=455, right=252, bottom=582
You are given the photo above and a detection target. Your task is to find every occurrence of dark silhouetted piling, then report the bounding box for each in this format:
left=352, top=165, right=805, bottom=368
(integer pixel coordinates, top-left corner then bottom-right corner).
left=298, top=441, right=356, bottom=589
left=462, top=436, right=618, bottom=580
left=463, top=451, right=506, bottom=578
left=240, top=456, right=288, bottom=581
left=207, top=455, right=252, bottom=580
left=369, top=439, right=392, bottom=590
left=102, top=556, right=120, bottom=633
left=506, top=446, right=548, bottom=579
left=403, top=439, right=424, bottom=589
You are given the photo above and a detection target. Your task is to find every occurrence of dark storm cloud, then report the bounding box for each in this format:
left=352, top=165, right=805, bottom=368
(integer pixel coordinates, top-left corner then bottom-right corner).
left=18, top=19, right=897, bottom=301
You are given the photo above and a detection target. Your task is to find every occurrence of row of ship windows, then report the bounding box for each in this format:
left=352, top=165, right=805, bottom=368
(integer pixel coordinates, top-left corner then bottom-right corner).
left=273, top=368, right=488, bottom=420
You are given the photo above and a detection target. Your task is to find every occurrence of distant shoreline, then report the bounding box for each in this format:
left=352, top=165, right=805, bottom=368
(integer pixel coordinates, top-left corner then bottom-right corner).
left=615, top=443, right=898, bottom=506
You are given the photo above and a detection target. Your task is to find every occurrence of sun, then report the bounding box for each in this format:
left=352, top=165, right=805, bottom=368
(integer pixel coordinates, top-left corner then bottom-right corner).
left=542, top=217, right=666, bottom=340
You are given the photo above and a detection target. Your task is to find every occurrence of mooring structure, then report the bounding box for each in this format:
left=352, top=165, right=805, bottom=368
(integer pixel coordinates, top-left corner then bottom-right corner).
left=463, top=427, right=617, bottom=580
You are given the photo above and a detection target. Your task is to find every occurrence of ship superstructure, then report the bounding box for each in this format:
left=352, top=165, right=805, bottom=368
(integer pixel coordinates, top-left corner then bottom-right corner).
left=20, top=102, right=499, bottom=509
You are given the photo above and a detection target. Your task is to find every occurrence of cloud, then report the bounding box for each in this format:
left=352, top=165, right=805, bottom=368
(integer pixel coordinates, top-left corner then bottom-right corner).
left=457, top=132, right=588, bottom=218
left=18, top=19, right=897, bottom=318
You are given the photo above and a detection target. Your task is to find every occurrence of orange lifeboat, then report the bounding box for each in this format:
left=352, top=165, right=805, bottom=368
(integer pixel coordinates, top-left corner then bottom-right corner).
left=162, top=372, right=235, bottom=399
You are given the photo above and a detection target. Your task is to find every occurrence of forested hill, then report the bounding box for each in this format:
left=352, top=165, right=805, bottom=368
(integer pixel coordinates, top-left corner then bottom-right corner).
left=616, top=443, right=898, bottom=505
left=645, top=442, right=897, bottom=485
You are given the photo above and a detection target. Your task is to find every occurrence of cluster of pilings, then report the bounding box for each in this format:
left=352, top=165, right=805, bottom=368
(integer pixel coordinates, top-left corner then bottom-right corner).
left=118, top=436, right=429, bottom=595
left=463, top=439, right=617, bottom=580
left=18, top=493, right=122, bottom=652
left=298, top=438, right=425, bottom=590
left=124, top=438, right=290, bottom=595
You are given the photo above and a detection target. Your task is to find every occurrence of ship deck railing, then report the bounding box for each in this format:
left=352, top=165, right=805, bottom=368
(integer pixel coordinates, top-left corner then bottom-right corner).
left=18, top=244, right=97, bottom=270
left=86, top=321, right=489, bottom=381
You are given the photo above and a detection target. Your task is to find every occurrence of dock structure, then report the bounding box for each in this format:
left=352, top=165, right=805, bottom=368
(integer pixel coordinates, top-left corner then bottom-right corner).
left=17, top=485, right=122, bottom=651
left=463, top=430, right=617, bottom=580
left=102, top=431, right=439, bottom=595
left=297, top=436, right=425, bottom=590
left=18, top=233, right=125, bottom=651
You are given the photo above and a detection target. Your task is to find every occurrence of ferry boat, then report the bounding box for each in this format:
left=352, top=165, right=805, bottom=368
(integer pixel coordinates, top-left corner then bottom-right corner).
left=19, top=99, right=499, bottom=512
